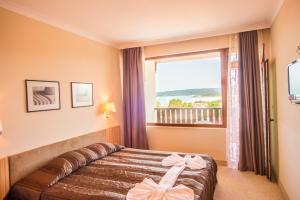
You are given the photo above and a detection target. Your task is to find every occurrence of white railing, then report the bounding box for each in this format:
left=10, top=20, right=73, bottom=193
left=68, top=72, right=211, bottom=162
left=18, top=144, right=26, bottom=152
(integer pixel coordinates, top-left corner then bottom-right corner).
left=154, top=107, right=222, bottom=124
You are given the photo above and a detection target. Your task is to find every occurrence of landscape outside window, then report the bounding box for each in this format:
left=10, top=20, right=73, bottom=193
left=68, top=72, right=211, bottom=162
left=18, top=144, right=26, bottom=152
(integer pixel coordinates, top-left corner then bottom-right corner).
left=148, top=52, right=225, bottom=126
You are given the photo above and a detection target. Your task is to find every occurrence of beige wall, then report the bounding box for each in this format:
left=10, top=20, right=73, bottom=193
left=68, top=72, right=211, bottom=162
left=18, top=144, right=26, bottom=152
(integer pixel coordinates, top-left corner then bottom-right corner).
left=144, top=35, right=230, bottom=162
left=147, top=126, right=226, bottom=161
left=271, top=0, right=300, bottom=199
left=0, top=7, right=123, bottom=157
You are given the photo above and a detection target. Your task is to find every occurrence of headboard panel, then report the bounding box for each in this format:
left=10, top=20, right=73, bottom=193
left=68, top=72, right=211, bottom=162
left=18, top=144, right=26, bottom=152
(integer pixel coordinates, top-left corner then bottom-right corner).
left=8, top=125, right=120, bottom=186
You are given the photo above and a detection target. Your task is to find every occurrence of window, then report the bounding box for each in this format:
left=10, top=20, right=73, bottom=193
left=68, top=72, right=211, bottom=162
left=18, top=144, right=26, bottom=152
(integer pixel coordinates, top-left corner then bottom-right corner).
left=144, top=49, right=228, bottom=127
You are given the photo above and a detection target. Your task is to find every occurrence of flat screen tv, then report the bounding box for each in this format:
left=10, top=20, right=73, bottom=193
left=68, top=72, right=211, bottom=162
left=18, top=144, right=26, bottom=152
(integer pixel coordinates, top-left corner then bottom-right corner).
left=288, top=59, right=300, bottom=104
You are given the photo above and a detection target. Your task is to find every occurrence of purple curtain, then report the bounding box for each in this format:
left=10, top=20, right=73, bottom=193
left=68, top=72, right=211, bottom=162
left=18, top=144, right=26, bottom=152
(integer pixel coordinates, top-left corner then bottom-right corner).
left=123, top=47, right=149, bottom=149
left=238, top=30, right=266, bottom=175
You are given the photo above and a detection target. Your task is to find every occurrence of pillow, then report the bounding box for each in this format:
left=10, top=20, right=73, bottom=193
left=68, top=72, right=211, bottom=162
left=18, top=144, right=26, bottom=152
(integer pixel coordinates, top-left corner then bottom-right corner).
left=15, top=157, right=74, bottom=190
left=58, top=151, right=86, bottom=171
left=43, top=157, right=73, bottom=182
left=74, top=147, right=98, bottom=163
left=99, top=142, right=123, bottom=154
left=86, top=143, right=108, bottom=159
left=86, top=142, right=123, bottom=158
left=12, top=142, right=123, bottom=193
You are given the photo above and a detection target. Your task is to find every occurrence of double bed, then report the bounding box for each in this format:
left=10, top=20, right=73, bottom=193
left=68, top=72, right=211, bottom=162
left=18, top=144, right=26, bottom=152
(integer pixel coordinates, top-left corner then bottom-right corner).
left=6, top=142, right=217, bottom=200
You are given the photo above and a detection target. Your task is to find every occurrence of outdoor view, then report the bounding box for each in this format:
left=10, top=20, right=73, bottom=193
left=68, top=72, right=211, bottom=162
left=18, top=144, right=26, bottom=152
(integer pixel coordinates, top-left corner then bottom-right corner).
left=154, top=53, right=223, bottom=125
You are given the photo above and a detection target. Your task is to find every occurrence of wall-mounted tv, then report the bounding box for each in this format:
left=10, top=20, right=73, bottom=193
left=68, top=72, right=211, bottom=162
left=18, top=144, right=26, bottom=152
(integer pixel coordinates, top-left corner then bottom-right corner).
left=288, top=59, right=300, bottom=104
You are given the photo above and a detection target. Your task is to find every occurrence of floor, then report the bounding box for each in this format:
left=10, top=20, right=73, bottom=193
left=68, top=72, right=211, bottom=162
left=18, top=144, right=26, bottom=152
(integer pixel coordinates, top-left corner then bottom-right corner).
left=214, top=167, right=285, bottom=200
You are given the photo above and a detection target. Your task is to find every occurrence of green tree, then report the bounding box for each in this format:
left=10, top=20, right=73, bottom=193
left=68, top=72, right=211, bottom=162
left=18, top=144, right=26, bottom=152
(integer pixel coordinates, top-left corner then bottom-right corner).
left=156, top=101, right=161, bottom=108
left=168, top=99, right=183, bottom=107
left=183, top=102, right=193, bottom=108
left=207, top=101, right=221, bottom=107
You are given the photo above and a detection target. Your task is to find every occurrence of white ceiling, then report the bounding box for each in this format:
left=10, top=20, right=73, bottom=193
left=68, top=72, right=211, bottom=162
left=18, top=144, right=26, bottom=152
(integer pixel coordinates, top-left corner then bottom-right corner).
left=0, top=0, right=284, bottom=48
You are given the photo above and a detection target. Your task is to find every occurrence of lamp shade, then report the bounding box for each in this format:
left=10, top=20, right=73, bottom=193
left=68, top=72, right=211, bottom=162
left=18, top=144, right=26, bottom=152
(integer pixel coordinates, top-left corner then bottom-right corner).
left=103, top=102, right=116, bottom=113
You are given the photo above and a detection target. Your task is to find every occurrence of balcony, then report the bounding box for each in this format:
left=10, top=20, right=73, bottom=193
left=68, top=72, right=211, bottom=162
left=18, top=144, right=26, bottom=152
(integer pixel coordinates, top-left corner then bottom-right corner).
left=153, top=107, right=223, bottom=125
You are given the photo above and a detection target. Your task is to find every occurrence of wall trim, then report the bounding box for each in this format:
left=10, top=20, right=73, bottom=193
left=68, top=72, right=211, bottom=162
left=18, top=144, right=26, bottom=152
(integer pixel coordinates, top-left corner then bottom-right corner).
left=278, top=180, right=290, bottom=200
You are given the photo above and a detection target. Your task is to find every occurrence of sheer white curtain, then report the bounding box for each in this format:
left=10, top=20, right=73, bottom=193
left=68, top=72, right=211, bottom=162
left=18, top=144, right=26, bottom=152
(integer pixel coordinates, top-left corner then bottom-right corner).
left=226, top=34, right=240, bottom=168
left=144, top=60, right=157, bottom=123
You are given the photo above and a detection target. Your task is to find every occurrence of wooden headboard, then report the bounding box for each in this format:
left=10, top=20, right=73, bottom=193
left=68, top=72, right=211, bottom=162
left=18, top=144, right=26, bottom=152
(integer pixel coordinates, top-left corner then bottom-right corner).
left=8, top=125, right=121, bottom=186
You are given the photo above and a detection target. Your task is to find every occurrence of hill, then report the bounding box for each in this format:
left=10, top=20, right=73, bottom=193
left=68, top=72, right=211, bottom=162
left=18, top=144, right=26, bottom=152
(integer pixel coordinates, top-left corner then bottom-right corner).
left=157, top=88, right=221, bottom=97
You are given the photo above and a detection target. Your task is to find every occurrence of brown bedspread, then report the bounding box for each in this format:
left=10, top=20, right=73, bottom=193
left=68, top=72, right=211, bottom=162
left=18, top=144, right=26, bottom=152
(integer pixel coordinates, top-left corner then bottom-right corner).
left=7, top=143, right=217, bottom=200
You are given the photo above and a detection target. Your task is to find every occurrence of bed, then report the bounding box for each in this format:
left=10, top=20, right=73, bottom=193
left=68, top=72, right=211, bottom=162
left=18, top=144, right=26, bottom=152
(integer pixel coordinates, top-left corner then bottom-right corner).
left=6, top=143, right=217, bottom=200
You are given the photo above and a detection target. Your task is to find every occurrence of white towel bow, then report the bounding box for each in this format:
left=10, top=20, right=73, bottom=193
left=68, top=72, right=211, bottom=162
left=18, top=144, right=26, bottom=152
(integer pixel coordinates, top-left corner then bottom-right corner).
left=126, top=178, right=194, bottom=200
left=126, top=154, right=206, bottom=200
left=162, top=154, right=207, bottom=170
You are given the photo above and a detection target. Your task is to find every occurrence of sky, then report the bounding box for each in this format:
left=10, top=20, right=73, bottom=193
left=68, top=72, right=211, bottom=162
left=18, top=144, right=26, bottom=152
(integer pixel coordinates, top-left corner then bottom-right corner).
left=156, top=57, right=221, bottom=92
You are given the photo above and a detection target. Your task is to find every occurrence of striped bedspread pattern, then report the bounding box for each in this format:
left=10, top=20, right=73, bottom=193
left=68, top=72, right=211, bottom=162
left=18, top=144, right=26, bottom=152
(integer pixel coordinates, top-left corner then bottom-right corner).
left=8, top=146, right=217, bottom=200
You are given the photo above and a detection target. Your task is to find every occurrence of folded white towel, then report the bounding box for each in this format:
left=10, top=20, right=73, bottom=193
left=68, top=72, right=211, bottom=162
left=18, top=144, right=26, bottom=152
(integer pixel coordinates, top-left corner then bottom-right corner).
left=126, top=177, right=194, bottom=200
left=162, top=154, right=207, bottom=170
left=158, top=165, right=185, bottom=190
left=126, top=153, right=205, bottom=200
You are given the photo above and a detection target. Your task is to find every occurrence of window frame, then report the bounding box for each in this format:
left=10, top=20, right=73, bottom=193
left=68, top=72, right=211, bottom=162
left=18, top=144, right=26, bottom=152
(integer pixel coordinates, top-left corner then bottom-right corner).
left=146, top=48, right=228, bottom=128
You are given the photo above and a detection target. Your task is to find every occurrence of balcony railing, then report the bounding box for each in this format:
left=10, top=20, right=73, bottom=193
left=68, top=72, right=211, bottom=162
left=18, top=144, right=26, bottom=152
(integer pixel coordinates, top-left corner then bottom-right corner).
left=154, top=107, right=222, bottom=125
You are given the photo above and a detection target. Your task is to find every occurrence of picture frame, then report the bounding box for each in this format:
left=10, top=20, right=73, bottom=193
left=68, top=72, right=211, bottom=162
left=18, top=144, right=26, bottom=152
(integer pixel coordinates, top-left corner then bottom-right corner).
left=71, top=82, right=94, bottom=108
left=25, top=80, right=61, bottom=112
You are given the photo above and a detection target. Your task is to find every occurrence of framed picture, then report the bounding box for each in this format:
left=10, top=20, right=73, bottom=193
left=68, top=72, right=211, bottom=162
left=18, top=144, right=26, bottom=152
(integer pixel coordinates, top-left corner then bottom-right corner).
left=25, top=80, right=61, bottom=112
left=71, top=82, right=93, bottom=108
